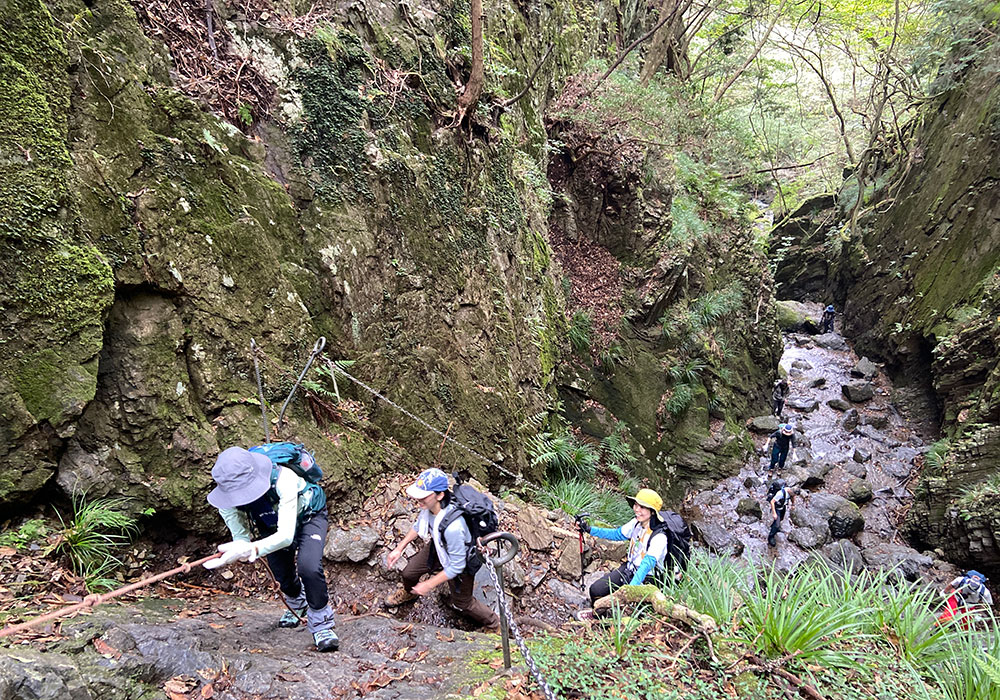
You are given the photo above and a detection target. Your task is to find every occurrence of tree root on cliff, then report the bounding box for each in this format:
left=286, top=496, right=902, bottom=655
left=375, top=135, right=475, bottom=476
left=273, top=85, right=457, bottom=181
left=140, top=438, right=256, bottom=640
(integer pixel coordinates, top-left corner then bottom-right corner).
left=591, top=584, right=719, bottom=635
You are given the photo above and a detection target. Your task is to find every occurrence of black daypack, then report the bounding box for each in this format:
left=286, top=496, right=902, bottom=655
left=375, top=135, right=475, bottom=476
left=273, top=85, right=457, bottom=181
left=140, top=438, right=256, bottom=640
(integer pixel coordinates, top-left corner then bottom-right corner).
left=437, top=479, right=499, bottom=576
left=656, top=510, right=691, bottom=571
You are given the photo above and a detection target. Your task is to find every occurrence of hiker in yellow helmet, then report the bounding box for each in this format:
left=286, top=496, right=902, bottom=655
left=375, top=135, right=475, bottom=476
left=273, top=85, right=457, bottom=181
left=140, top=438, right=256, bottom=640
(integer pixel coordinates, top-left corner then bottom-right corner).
left=573, top=488, right=672, bottom=620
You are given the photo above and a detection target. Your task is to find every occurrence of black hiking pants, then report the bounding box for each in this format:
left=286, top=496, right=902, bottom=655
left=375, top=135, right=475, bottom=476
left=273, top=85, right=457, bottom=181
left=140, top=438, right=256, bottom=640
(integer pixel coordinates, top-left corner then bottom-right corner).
left=768, top=505, right=786, bottom=546
left=263, top=511, right=330, bottom=611
left=769, top=444, right=789, bottom=471
left=772, top=398, right=784, bottom=416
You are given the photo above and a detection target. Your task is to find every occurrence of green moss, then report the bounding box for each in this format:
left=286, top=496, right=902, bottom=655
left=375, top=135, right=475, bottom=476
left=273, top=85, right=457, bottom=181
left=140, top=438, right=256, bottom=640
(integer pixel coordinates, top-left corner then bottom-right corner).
left=14, top=350, right=99, bottom=424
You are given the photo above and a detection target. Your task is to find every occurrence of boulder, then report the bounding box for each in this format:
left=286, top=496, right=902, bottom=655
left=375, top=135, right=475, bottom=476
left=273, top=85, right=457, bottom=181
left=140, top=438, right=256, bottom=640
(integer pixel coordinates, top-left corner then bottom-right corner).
left=790, top=507, right=830, bottom=547
left=842, top=409, right=860, bottom=433
left=517, top=506, right=555, bottom=551
left=809, top=377, right=827, bottom=389
left=861, top=413, right=889, bottom=430
left=803, top=461, right=833, bottom=487
left=736, top=498, right=762, bottom=520
left=861, top=543, right=933, bottom=581
left=546, top=578, right=588, bottom=608
left=842, top=382, right=875, bottom=402
left=853, top=447, right=872, bottom=463
left=505, top=561, right=527, bottom=589
left=776, top=300, right=822, bottom=333
left=814, top=333, right=849, bottom=351
left=843, top=461, right=867, bottom=479
left=850, top=357, right=878, bottom=379
left=792, top=359, right=813, bottom=370
left=786, top=397, right=819, bottom=412
left=846, top=479, right=873, bottom=504
left=692, top=520, right=744, bottom=556
left=810, top=493, right=849, bottom=516
left=592, top=540, right=629, bottom=562
left=827, top=398, right=851, bottom=411
left=829, top=501, right=865, bottom=539
left=323, top=525, right=380, bottom=562
left=883, top=460, right=912, bottom=479
left=749, top=415, right=780, bottom=433
left=853, top=424, right=887, bottom=443
left=821, top=540, right=865, bottom=574
left=557, top=537, right=584, bottom=579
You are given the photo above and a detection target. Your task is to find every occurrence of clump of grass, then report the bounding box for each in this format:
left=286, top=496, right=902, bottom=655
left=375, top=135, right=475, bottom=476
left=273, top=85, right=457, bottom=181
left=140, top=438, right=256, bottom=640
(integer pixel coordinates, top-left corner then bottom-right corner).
left=0, top=518, right=48, bottom=550
left=568, top=311, right=593, bottom=354
left=53, top=494, right=140, bottom=592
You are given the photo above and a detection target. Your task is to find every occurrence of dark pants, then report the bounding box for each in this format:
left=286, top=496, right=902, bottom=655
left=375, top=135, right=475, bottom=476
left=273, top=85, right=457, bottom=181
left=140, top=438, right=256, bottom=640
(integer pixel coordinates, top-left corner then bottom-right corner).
left=589, top=563, right=635, bottom=605
left=402, top=542, right=498, bottom=627
left=264, top=511, right=330, bottom=611
left=769, top=444, right=789, bottom=471
left=822, top=318, right=834, bottom=333
left=768, top=506, right=786, bottom=545
left=772, top=399, right=784, bottom=416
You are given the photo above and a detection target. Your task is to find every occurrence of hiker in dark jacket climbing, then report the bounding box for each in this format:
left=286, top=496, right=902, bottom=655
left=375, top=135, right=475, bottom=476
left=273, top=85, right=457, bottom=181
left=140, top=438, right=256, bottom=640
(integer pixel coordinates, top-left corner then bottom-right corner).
left=383, top=468, right=500, bottom=630
left=821, top=304, right=836, bottom=333
left=772, top=378, right=790, bottom=417
left=766, top=423, right=797, bottom=472
left=573, top=489, right=671, bottom=621
left=204, top=446, right=339, bottom=652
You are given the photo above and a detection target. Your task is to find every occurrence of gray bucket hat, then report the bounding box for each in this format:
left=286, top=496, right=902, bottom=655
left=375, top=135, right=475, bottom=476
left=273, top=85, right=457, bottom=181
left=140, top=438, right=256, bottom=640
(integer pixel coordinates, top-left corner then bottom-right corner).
left=207, top=446, right=272, bottom=509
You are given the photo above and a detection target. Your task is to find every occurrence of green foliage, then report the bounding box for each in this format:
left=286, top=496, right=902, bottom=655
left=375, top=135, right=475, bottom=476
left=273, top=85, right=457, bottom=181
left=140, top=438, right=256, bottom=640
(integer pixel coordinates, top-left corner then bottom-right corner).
left=600, top=422, right=637, bottom=470
left=0, top=518, right=48, bottom=550
left=536, top=479, right=601, bottom=516
left=302, top=359, right=357, bottom=402
left=929, top=624, right=1000, bottom=700
left=667, top=358, right=708, bottom=384
left=662, top=382, right=695, bottom=417
left=568, top=311, right=593, bottom=354
left=916, top=0, right=1000, bottom=92
left=738, top=563, right=868, bottom=668
left=670, top=550, right=744, bottom=626
left=608, top=596, right=649, bottom=661
left=525, top=431, right=600, bottom=481
left=925, top=438, right=951, bottom=471
left=53, top=494, right=139, bottom=592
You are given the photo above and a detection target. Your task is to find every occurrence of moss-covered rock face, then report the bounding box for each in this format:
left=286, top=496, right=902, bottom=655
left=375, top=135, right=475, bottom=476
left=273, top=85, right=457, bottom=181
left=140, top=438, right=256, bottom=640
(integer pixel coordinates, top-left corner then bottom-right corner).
left=547, top=117, right=781, bottom=500
left=0, top=0, right=605, bottom=525
left=821, top=43, right=1000, bottom=575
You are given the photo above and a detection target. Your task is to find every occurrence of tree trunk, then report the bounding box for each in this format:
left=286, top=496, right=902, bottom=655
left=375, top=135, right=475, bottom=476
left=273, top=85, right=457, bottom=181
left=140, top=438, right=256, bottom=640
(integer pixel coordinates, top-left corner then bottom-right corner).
left=456, top=0, right=484, bottom=125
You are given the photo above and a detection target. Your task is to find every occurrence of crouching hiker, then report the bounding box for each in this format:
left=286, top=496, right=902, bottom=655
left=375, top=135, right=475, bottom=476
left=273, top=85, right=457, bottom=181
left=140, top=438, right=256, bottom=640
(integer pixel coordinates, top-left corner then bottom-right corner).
left=946, top=570, right=994, bottom=611
left=383, top=468, right=500, bottom=631
left=573, top=489, right=670, bottom=621
left=204, top=445, right=339, bottom=652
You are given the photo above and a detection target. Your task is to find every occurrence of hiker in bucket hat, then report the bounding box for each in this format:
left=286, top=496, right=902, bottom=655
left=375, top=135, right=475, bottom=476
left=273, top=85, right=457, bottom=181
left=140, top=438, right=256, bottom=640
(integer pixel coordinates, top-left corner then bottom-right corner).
left=573, top=488, right=671, bottom=620
left=382, top=468, right=500, bottom=630
left=204, top=446, right=339, bottom=652
left=766, top=423, right=797, bottom=472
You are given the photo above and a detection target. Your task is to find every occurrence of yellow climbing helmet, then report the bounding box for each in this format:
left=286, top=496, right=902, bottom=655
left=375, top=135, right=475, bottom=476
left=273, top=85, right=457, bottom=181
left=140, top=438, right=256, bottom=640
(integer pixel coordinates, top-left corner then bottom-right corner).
left=626, top=488, right=664, bottom=521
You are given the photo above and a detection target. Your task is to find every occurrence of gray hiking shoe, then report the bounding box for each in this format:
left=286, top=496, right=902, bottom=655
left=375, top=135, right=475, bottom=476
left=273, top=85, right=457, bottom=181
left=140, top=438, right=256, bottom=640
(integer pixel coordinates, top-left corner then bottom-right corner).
left=314, top=628, right=339, bottom=652
left=278, top=607, right=307, bottom=628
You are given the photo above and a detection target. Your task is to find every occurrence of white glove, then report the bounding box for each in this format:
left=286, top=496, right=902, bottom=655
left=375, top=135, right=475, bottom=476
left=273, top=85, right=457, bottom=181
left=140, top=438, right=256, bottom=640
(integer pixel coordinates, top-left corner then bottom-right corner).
left=204, top=540, right=257, bottom=569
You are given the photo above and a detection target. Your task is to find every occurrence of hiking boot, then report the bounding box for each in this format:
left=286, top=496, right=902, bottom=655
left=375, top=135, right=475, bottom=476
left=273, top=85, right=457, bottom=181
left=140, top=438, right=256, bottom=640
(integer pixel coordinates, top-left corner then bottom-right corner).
left=313, top=628, right=339, bottom=652
left=767, top=536, right=776, bottom=547
left=484, top=618, right=501, bottom=634
left=383, top=588, right=418, bottom=607
left=278, top=607, right=307, bottom=628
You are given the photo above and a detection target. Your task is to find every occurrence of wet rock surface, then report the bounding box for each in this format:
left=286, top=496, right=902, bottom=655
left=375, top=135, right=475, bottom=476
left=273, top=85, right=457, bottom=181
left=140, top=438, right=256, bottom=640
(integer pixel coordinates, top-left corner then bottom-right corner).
left=683, top=303, right=957, bottom=582
left=0, top=598, right=498, bottom=700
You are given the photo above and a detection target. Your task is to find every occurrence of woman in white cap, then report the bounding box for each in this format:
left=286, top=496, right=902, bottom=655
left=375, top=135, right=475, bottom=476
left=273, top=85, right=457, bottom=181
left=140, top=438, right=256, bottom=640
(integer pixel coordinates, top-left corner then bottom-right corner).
left=203, top=446, right=339, bottom=652
left=574, top=488, right=671, bottom=619
left=383, top=468, right=500, bottom=630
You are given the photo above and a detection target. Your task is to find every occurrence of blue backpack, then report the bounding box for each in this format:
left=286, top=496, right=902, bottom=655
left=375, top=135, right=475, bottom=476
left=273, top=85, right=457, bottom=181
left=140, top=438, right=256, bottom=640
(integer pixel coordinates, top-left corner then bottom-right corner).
left=248, top=442, right=326, bottom=519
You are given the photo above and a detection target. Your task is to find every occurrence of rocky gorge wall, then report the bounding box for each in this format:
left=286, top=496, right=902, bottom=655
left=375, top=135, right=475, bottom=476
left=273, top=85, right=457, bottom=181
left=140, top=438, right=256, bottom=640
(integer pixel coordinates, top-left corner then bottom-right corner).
left=1, top=0, right=781, bottom=531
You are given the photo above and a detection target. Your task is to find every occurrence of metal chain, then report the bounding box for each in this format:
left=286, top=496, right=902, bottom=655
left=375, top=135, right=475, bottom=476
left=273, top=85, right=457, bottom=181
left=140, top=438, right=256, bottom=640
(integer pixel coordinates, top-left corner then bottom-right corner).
left=479, top=553, right=560, bottom=700
left=325, top=361, right=586, bottom=517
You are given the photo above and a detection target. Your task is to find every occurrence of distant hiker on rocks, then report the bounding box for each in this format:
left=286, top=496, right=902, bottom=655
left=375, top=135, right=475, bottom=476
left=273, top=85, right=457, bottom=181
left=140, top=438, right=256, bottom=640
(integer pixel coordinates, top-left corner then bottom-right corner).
left=766, top=423, right=797, bottom=472
left=945, top=570, right=994, bottom=611
left=772, top=378, right=790, bottom=417
left=573, top=488, right=681, bottom=620
left=821, top=304, right=836, bottom=333
left=766, top=479, right=792, bottom=547
left=204, top=444, right=339, bottom=652
left=383, top=468, right=500, bottom=631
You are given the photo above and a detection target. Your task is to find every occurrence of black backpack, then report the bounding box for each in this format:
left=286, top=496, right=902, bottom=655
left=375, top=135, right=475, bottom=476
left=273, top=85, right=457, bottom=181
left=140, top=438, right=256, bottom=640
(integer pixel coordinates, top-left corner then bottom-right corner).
left=655, top=510, right=691, bottom=571
left=436, top=477, right=499, bottom=576
left=766, top=480, right=787, bottom=501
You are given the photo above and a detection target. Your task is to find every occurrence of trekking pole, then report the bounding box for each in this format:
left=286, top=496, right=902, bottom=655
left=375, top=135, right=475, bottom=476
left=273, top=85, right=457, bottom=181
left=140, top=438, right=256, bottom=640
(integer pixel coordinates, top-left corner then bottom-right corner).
left=479, top=532, right=519, bottom=670
left=0, top=552, right=222, bottom=639
left=276, top=337, right=326, bottom=432
left=250, top=338, right=270, bottom=443
left=576, top=512, right=590, bottom=592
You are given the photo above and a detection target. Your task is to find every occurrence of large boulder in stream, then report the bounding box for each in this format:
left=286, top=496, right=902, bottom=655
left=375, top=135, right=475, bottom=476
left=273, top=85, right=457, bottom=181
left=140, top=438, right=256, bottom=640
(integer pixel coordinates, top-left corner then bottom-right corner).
left=862, top=543, right=933, bottom=581
left=842, top=382, right=875, bottom=402
left=821, top=540, right=866, bottom=574
left=691, top=520, right=744, bottom=556
left=790, top=507, right=830, bottom=548
left=851, top=357, right=879, bottom=379
left=775, top=300, right=822, bottom=333
left=810, top=493, right=865, bottom=539
left=813, top=333, right=849, bottom=351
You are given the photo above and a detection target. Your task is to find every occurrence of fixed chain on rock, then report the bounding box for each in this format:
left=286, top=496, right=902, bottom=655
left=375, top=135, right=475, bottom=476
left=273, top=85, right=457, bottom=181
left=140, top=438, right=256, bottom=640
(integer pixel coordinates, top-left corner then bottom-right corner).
left=478, top=543, right=560, bottom=700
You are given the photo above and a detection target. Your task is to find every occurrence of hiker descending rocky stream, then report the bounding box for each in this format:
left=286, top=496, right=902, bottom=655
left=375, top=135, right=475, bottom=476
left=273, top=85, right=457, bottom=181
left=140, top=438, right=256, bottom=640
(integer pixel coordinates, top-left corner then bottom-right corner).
left=0, top=302, right=974, bottom=700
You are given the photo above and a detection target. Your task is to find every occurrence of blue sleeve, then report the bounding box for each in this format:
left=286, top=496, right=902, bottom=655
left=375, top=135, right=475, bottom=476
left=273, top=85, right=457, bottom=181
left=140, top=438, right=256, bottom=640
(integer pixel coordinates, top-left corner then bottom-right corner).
left=590, top=526, right=628, bottom=541
left=630, top=555, right=657, bottom=585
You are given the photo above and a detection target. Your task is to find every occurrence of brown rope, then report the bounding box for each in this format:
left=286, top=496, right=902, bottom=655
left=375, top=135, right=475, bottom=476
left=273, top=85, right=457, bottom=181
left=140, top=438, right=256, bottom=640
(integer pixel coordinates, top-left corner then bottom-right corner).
left=0, top=552, right=222, bottom=639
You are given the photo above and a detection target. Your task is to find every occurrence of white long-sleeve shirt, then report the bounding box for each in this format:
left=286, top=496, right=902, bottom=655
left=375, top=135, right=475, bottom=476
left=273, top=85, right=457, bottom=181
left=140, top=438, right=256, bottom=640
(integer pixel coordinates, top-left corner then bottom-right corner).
left=217, top=467, right=313, bottom=558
